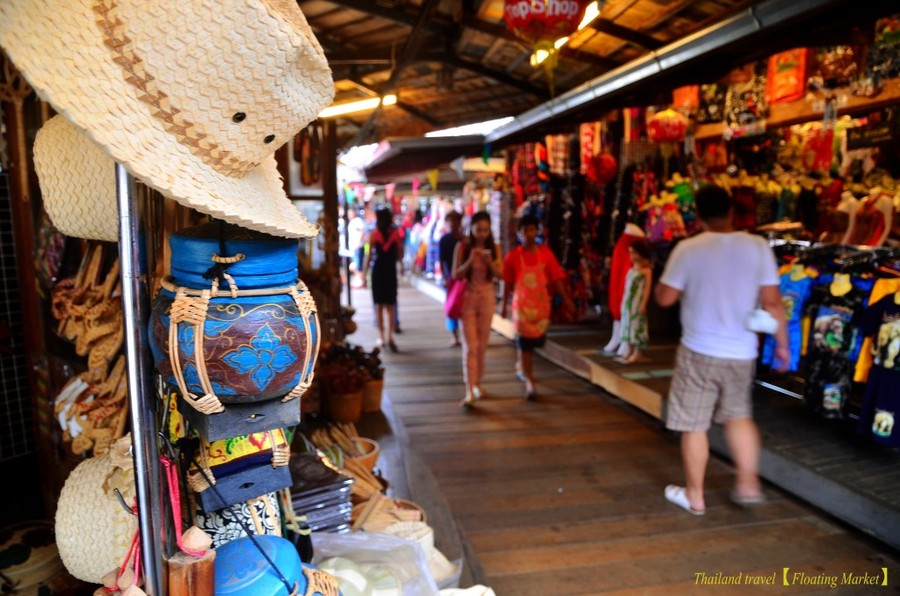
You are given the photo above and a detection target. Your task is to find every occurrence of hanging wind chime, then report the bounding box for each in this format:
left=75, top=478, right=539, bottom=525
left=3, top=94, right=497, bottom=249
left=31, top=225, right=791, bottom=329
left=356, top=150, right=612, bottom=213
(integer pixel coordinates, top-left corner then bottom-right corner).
left=503, top=0, right=592, bottom=96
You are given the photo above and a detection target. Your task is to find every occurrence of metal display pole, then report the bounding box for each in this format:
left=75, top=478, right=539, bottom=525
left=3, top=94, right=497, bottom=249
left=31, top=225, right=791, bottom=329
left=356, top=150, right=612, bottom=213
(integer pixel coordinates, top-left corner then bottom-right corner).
left=116, top=164, right=165, bottom=596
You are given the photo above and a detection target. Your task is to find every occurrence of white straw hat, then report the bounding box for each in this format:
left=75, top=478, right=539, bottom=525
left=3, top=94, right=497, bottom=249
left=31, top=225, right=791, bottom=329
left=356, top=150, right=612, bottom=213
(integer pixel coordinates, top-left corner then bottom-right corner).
left=34, top=116, right=119, bottom=242
left=0, top=0, right=333, bottom=239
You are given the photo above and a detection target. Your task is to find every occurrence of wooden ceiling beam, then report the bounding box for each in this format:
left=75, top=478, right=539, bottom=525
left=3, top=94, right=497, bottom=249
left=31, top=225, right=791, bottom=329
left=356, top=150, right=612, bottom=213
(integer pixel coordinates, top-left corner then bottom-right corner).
left=591, top=18, right=664, bottom=50
left=344, top=0, right=442, bottom=148
left=347, top=77, right=443, bottom=127
left=433, top=52, right=552, bottom=100
left=323, top=0, right=418, bottom=27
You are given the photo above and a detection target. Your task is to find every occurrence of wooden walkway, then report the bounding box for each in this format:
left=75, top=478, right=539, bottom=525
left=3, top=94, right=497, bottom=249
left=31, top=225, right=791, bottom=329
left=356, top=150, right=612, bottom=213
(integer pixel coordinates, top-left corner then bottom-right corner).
left=346, top=281, right=899, bottom=595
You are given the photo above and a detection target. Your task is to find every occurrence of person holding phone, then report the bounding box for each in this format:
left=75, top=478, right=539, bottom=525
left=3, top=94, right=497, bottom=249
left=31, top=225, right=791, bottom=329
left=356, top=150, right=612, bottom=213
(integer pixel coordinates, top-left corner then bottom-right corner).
left=452, top=211, right=502, bottom=409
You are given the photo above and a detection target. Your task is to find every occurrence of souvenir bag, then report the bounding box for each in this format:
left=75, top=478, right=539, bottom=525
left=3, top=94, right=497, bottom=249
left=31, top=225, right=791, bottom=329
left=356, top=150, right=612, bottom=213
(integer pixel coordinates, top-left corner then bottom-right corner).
left=724, top=75, right=768, bottom=139
left=746, top=244, right=779, bottom=335
left=766, top=48, right=808, bottom=105
left=187, top=428, right=293, bottom=512
left=444, top=278, right=467, bottom=320
left=672, top=85, right=700, bottom=113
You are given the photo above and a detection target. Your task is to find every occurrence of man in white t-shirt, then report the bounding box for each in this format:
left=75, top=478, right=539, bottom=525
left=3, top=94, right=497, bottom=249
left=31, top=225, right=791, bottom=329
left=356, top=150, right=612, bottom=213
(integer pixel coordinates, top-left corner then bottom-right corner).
left=655, top=184, right=789, bottom=515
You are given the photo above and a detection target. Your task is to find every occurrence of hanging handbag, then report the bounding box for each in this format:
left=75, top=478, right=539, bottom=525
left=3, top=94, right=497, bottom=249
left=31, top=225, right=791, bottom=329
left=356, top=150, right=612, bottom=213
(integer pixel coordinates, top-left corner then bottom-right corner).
left=746, top=243, right=779, bottom=335
left=444, top=278, right=466, bottom=320
left=746, top=307, right=779, bottom=334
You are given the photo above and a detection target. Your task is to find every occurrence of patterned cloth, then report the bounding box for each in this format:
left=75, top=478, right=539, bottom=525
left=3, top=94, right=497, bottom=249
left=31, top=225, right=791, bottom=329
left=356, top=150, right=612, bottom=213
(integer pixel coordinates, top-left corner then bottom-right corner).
left=619, top=268, right=648, bottom=349
left=666, top=346, right=755, bottom=432
left=504, top=246, right=564, bottom=339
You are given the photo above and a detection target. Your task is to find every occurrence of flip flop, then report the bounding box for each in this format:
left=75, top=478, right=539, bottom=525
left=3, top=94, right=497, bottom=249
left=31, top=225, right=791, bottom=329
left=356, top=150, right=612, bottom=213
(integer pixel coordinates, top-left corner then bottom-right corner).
left=515, top=371, right=527, bottom=383
left=472, top=386, right=487, bottom=400
left=665, top=485, right=705, bottom=516
left=731, top=491, right=766, bottom=507
left=459, top=398, right=475, bottom=411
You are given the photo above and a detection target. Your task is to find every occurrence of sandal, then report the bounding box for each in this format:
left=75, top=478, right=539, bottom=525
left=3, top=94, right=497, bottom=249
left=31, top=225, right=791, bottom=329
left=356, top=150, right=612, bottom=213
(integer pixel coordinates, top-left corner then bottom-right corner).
left=459, top=397, right=475, bottom=411
left=387, top=340, right=398, bottom=353
left=731, top=491, right=766, bottom=507
left=664, top=485, right=705, bottom=516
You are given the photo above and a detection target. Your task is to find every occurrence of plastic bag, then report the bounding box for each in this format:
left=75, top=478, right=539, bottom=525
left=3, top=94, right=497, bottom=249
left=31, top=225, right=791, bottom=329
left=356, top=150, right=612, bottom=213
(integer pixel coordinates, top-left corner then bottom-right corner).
left=312, top=531, right=440, bottom=596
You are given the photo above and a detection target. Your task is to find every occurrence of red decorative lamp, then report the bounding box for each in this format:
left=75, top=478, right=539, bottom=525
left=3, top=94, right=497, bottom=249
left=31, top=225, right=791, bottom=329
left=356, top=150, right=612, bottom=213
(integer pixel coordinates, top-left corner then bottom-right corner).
left=503, top=0, right=592, bottom=95
left=647, top=108, right=689, bottom=178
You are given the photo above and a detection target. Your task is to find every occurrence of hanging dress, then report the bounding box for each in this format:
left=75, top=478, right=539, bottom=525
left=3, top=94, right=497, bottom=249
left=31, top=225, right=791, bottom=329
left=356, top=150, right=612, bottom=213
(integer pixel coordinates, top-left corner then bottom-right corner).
left=370, top=229, right=400, bottom=305
left=619, top=268, right=648, bottom=350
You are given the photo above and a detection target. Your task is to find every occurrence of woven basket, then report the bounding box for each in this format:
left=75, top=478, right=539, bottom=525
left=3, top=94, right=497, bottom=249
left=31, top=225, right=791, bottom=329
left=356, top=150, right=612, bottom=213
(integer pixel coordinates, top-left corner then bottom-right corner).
left=362, top=379, right=384, bottom=413
left=327, top=390, right=363, bottom=424
left=347, top=437, right=379, bottom=473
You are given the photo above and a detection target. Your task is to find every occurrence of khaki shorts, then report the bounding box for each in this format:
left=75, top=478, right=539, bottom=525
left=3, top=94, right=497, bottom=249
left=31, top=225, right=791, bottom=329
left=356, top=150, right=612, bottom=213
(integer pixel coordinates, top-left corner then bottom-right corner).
left=665, top=345, right=755, bottom=432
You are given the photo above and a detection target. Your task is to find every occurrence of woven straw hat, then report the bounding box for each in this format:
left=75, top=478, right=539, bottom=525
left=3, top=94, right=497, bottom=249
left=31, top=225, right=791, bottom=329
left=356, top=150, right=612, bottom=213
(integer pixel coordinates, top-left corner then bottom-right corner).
left=34, top=116, right=119, bottom=242
left=0, top=0, right=333, bottom=239
left=55, top=435, right=136, bottom=583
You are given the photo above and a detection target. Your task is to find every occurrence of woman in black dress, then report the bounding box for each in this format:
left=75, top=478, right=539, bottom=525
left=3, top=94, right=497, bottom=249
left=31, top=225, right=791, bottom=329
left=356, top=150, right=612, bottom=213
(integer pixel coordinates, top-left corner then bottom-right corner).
left=364, top=207, right=402, bottom=352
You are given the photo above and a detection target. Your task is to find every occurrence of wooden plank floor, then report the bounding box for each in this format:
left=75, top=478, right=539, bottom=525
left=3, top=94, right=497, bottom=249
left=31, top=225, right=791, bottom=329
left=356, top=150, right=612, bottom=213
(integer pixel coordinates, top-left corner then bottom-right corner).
left=346, top=281, right=899, bottom=595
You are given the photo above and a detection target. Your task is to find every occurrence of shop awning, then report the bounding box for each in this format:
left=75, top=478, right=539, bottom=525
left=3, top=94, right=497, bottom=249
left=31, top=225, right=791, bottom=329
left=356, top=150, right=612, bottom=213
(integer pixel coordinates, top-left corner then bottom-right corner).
left=363, top=135, right=485, bottom=182
left=485, top=0, right=892, bottom=147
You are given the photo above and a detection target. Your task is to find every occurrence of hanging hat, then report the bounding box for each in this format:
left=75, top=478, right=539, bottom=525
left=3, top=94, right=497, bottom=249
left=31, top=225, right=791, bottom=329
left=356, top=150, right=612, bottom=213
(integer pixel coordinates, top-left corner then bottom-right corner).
left=55, top=434, right=136, bottom=583
left=34, top=116, right=119, bottom=242
left=0, top=0, right=333, bottom=239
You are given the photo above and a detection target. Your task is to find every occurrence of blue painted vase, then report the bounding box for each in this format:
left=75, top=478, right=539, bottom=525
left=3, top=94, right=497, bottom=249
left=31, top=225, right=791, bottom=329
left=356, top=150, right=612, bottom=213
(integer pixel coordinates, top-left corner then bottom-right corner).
left=149, top=223, right=319, bottom=407
left=214, top=535, right=339, bottom=595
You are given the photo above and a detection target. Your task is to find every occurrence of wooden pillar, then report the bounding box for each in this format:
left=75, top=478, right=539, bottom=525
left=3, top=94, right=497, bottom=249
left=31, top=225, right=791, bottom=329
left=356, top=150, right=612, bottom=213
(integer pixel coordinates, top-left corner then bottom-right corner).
left=319, top=119, right=343, bottom=342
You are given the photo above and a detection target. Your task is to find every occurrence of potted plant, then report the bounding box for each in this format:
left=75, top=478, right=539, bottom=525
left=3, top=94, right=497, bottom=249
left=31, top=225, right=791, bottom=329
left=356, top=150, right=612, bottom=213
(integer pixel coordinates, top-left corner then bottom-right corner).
left=320, top=346, right=366, bottom=423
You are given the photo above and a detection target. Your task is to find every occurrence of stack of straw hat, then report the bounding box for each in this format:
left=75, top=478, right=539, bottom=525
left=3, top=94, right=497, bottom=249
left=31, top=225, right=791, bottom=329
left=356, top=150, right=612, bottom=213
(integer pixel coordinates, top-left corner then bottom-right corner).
left=1, top=0, right=335, bottom=241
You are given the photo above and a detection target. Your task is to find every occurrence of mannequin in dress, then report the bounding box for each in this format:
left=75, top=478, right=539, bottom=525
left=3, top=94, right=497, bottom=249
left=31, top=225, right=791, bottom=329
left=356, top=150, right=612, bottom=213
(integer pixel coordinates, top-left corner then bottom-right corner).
left=820, top=190, right=859, bottom=243
left=845, top=186, right=893, bottom=246
left=602, top=223, right=646, bottom=355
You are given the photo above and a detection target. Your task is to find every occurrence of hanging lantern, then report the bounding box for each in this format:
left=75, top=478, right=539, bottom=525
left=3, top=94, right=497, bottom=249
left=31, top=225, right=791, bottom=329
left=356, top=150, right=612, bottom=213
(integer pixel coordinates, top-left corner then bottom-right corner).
left=647, top=108, right=689, bottom=143
left=647, top=108, right=689, bottom=180
left=503, top=0, right=593, bottom=95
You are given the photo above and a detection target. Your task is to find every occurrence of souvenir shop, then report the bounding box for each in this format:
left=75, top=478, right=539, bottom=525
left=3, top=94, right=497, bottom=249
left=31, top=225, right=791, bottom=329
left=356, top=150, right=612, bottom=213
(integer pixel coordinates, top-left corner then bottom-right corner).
left=0, top=3, right=464, bottom=595
left=494, top=13, right=900, bottom=496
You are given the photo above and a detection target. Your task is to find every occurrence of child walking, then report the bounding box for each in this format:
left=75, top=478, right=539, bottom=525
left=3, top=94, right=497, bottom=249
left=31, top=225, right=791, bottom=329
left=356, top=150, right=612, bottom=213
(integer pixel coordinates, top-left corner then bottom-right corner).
left=501, top=214, right=573, bottom=401
left=453, top=212, right=502, bottom=409
left=616, top=239, right=652, bottom=364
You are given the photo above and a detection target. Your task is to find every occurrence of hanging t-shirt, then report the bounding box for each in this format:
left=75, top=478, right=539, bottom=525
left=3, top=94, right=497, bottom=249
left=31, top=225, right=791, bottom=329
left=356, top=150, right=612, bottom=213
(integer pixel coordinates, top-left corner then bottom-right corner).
left=803, top=276, right=875, bottom=418
left=761, top=272, right=814, bottom=371
left=856, top=293, right=900, bottom=446
left=854, top=278, right=900, bottom=382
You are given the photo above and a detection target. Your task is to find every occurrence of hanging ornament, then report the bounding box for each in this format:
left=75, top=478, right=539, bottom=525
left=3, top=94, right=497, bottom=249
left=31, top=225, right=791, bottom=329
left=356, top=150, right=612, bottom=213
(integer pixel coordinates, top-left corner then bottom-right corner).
left=647, top=108, right=689, bottom=143
left=503, top=0, right=593, bottom=95
left=648, top=108, right=689, bottom=179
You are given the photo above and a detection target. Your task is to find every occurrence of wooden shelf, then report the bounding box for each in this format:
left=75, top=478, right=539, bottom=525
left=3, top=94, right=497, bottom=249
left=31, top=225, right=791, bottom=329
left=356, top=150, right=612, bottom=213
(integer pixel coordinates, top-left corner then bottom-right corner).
left=694, top=78, right=900, bottom=141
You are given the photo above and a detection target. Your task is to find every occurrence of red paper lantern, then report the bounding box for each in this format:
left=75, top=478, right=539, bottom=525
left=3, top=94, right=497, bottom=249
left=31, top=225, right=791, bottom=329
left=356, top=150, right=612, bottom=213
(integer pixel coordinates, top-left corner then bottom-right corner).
left=647, top=108, right=689, bottom=143
left=503, top=0, right=589, bottom=44
left=504, top=0, right=591, bottom=94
